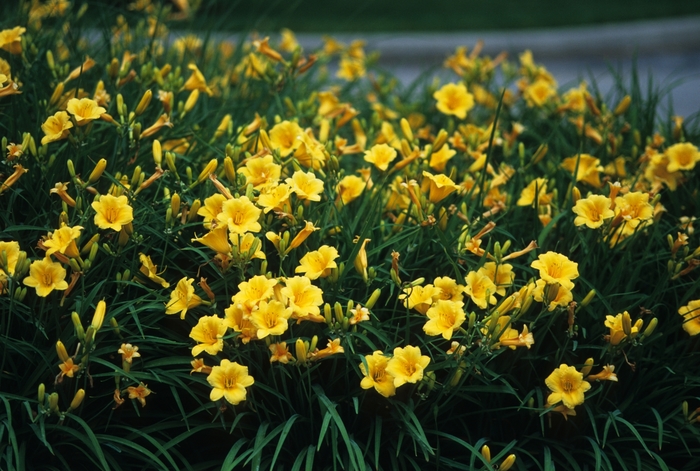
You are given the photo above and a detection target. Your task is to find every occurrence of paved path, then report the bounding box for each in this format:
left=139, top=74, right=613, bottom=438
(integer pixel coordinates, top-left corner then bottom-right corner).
left=293, top=16, right=700, bottom=118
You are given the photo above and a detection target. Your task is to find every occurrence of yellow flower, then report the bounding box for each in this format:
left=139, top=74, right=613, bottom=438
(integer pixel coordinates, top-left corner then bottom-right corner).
left=23, top=257, right=69, bottom=297
left=138, top=253, right=170, bottom=288
left=312, top=338, right=345, bottom=360
left=614, top=191, right=653, bottom=226
left=127, top=383, right=151, bottom=407
left=532, top=279, right=573, bottom=311
left=118, top=343, right=141, bottom=364
left=572, top=195, right=614, bottom=229
left=182, top=63, right=213, bottom=96
left=286, top=170, right=325, bottom=201
left=433, top=277, right=465, bottom=302
left=478, top=262, right=514, bottom=297
left=190, top=358, right=212, bottom=375
left=237, top=154, right=281, bottom=190
left=269, top=120, right=303, bottom=156
left=386, top=345, right=431, bottom=388
left=429, top=144, right=456, bottom=172
left=230, top=233, right=266, bottom=260
left=0, top=241, right=20, bottom=275
left=348, top=305, right=370, bottom=325
left=66, top=98, right=106, bottom=126
left=232, top=275, right=277, bottom=310
left=399, top=284, right=440, bottom=315
left=287, top=221, right=320, bottom=253
left=207, top=359, right=254, bottom=405
left=336, top=175, right=365, bottom=204
left=280, top=276, right=324, bottom=321
left=216, top=196, right=262, bottom=235
left=586, top=365, right=618, bottom=382
left=665, top=142, right=700, bottom=173
left=523, top=79, right=556, bottom=107
left=360, top=351, right=396, bottom=398
left=424, top=299, right=466, bottom=340
left=165, top=277, right=203, bottom=319
left=0, top=26, right=26, bottom=54
left=257, top=183, right=292, bottom=214
left=604, top=312, right=641, bottom=345
left=422, top=171, right=460, bottom=203
left=192, top=225, right=231, bottom=254
left=58, top=358, right=80, bottom=379
left=464, top=270, right=497, bottom=309
left=561, top=155, right=604, bottom=188
left=269, top=341, right=294, bottom=364
left=295, top=245, right=339, bottom=280
left=545, top=364, right=591, bottom=409
left=531, top=251, right=578, bottom=291
left=41, top=111, right=73, bottom=145
left=190, top=315, right=227, bottom=356
left=251, top=300, right=293, bottom=338
left=337, top=57, right=365, bottom=81
left=364, top=144, right=397, bottom=172
left=224, top=302, right=258, bottom=344
left=91, top=194, right=134, bottom=232
left=433, top=82, right=474, bottom=119
left=44, top=225, right=82, bottom=258
left=516, top=178, right=551, bottom=207
left=679, top=300, right=700, bottom=336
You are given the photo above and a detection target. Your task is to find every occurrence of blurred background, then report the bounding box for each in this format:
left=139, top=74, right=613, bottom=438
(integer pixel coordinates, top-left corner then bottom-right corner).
left=15, top=0, right=699, bottom=117
left=191, top=0, right=700, bottom=118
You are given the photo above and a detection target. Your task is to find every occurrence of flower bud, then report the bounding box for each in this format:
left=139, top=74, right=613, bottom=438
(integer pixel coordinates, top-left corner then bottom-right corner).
left=56, top=340, right=70, bottom=362
left=622, top=311, right=632, bottom=337
left=170, top=193, right=181, bottom=218
left=135, top=89, right=152, bottom=116
left=49, top=82, right=65, bottom=106
left=613, top=95, right=631, bottom=116
left=183, top=89, right=199, bottom=113
left=88, top=158, right=107, bottom=184
left=91, top=300, right=106, bottom=331
left=69, top=388, right=85, bottom=410
left=400, top=118, right=414, bottom=142
left=500, top=454, right=516, bottom=471
left=581, top=358, right=594, bottom=377
left=480, top=445, right=491, bottom=463
left=38, top=383, right=45, bottom=404
left=433, top=129, right=448, bottom=152
left=642, top=317, right=658, bottom=339
left=48, top=392, right=60, bottom=414
left=580, top=289, right=596, bottom=307
left=365, top=289, right=381, bottom=310
left=295, top=338, right=308, bottom=365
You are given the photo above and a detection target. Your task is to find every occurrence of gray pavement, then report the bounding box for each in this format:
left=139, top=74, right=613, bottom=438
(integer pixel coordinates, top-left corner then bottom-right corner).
left=293, top=16, right=700, bottom=118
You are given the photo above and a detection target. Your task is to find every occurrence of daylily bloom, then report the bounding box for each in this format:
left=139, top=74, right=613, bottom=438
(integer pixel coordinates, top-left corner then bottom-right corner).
left=286, top=171, right=325, bottom=201
left=127, top=383, right=151, bottom=407
left=216, top=196, right=262, bottom=235
left=572, top=195, right=614, bottom=229
left=531, top=251, right=578, bottom=291
left=232, top=274, right=277, bottom=310
left=269, top=342, right=293, bottom=364
left=295, top=245, right=338, bottom=280
left=679, top=299, right=700, bottom=336
left=280, top=276, right=324, bottom=321
left=269, top=120, right=304, bottom=156
left=66, top=98, right=106, bottom=126
left=545, top=364, right=591, bottom=409
left=138, top=253, right=170, bottom=288
left=165, top=277, right=203, bottom=319
left=311, top=338, right=344, bottom=360
left=433, top=82, right=474, bottom=119
left=0, top=26, right=26, bottom=54
left=250, top=300, right=293, bottom=338
left=91, top=194, right=134, bottom=232
left=118, top=343, right=141, bottom=364
left=360, top=351, right=396, bottom=398
left=207, top=359, right=254, bottom=405
left=0, top=241, right=20, bottom=275
left=424, top=299, right=466, bottom=340
left=386, top=345, right=431, bottom=388
left=43, top=225, right=82, bottom=258
left=364, top=143, right=397, bottom=172
left=336, top=175, right=365, bottom=204
left=238, top=154, right=281, bottom=190
left=189, top=315, right=227, bottom=356
left=665, top=142, right=700, bottom=173
left=23, top=257, right=69, bottom=297
left=41, top=111, right=73, bottom=145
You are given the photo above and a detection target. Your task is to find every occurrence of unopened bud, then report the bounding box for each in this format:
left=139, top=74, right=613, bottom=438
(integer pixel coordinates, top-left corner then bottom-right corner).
left=69, top=388, right=85, bottom=410
left=500, top=454, right=516, bottom=471
left=433, top=129, right=448, bottom=152
left=580, top=289, right=595, bottom=307
left=622, top=312, right=632, bottom=337
left=183, top=89, right=199, bottom=113
left=56, top=340, right=70, bottom=362
left=581, top=357, right=594, bottom=377
left=48, top=392, right=59, bottom=414
left=91, top=300, right=106, bottom=331
left=613, top=95, right=631, bottom=116
left=88, top=158, right=107, bottom=184
left=295, top=338, right=308, bottom=365
left=365, top=289, right=381, bottom=309
left=642, top=317, right=658, bottom=339
left=135, top=89, right=152, bottom=116
left=480, top=445, right=491, bottom=463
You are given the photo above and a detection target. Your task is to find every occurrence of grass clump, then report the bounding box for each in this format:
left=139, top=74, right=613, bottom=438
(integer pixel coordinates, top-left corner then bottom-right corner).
left=1, top=1, right=700, bottom=470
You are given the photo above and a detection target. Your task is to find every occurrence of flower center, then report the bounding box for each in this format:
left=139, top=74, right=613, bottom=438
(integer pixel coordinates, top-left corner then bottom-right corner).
left=224, top=375, right=237, bottom=389
left=562, top=378, right=574, bottom=392
left=43, top=272, right=54, bottom=287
